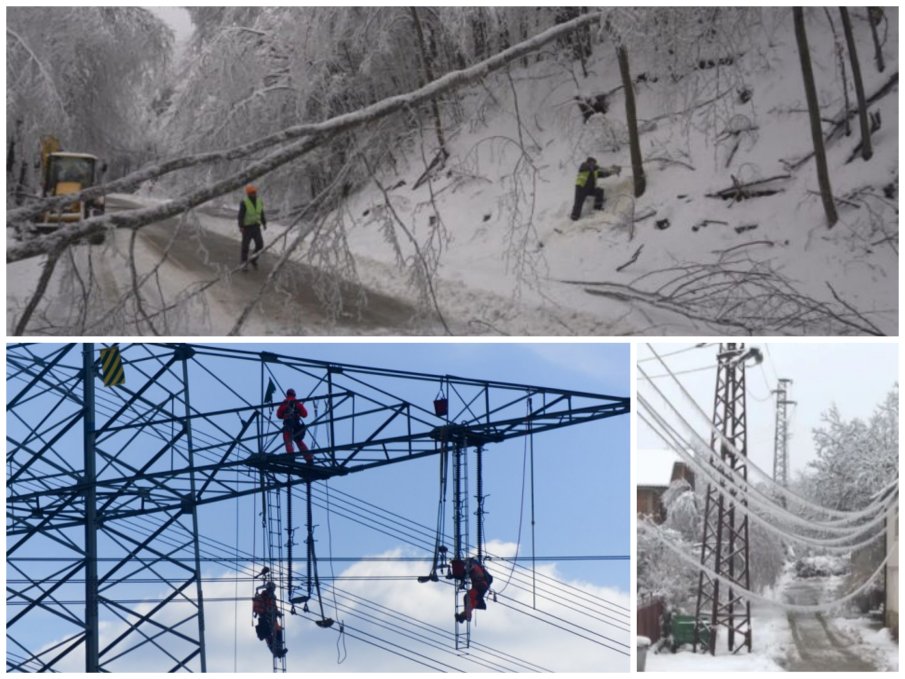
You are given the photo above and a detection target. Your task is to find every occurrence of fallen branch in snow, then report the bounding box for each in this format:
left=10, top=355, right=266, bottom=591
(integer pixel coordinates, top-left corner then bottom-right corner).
left=825, top=282, right=884, bottom=335
left=559, top=256, right=889, bottom=335
left=710, top=240, right=775, bottom=257
left=705, top=174, right=790, bottom=200
left=634, top=209, right=656, bottom=222
left=13, top=243, right=66, bottom=335
left=640, top=87, right=735, bottom=124
left=645, top=156, right=696, bottom=171
left=691, top=219, right=728, bottom=232
left=806, top=189, right=862, bottom=210
left=362, top=154, right=452, bottom=335
left=615, top=245, right=644, bottom=272
left=411, top=149, right=449, bottom=190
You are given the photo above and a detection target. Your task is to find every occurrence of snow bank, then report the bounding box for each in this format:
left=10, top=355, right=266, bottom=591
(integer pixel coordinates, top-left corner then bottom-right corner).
left=833, top=617, right=900, bottom=671
left=645, top=602, right=792, bottom=672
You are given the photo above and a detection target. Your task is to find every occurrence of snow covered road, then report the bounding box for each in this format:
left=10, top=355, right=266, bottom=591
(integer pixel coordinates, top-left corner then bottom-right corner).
left=8, top=197, right=423, bottom=335
left=782, top=577, right=881, bottom=672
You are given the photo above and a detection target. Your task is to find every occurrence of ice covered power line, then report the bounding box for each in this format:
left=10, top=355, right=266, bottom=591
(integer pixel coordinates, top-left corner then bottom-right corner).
left=638, top=404, right=895, bottom=552
left=642, top=344, right=897, bottom=522
left=637, top=388, right=897, bottom=536
left=640, top=348, right=897, bottom=522
left=636, top=344, right=714, bottom=362
left=638, top=522, right=893, bottom=614
left=637, top=381, right=899, bottom=533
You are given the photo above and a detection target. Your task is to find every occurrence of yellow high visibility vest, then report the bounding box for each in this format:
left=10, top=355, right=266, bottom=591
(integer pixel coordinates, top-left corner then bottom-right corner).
left=243, top=196, right=264, bottom=226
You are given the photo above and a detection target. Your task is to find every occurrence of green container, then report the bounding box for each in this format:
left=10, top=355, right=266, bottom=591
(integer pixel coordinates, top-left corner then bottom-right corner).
left=670, top=615, right=709, bottom=652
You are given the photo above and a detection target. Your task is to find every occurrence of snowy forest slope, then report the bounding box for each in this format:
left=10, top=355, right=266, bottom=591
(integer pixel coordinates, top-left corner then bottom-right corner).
left=6, top=7, right=898, bottom=335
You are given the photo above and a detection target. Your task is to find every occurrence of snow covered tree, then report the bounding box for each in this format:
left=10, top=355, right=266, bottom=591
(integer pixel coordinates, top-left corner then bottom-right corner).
left=807, top=385, right=898, bottom=511
left=6, top=7, right=172, bottom=189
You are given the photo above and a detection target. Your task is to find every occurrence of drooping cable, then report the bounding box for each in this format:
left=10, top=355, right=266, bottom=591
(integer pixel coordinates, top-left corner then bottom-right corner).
left=643, top=344, right=896, bottom=521
left=638, top=404, right=893, bottom=553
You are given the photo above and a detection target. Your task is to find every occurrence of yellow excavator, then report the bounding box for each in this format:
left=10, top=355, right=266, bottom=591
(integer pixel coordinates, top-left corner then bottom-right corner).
left=35, top=135, right=107, bottom=242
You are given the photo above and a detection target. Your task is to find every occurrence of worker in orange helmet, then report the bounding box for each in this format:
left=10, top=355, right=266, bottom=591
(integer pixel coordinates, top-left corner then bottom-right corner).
left=238, top=184, right=267, bottom=272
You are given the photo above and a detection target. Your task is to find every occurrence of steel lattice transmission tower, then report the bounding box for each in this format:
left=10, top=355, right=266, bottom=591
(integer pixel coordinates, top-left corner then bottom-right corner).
left=6, top=343, right=629, bottom=672
left=693, top=343, right=760, bottom=655
left=771, top=379, right=795, bottom=507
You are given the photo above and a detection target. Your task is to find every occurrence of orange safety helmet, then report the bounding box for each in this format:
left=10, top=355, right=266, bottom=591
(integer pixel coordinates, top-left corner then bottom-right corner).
left=245, top=184, right=257, bottom=195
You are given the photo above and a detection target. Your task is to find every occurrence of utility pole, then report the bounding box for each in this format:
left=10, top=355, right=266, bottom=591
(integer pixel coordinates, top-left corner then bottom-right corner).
left=771, top=379, right=795, bottom=506
left=83, top=344, right=99, bottom=673
left=694, top=343, right=759, bottom=655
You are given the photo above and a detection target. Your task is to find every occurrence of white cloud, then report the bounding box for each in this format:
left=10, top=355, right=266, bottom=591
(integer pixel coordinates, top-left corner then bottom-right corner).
left=202, top=547, right=630, bottom=672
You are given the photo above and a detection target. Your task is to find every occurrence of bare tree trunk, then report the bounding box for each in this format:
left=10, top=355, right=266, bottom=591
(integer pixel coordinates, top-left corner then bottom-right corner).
left=410, top=7, right=447, bottom=156
left=617, top=45, right=646, bottom=197
left=868, top=7, right=886, bottom=72
left=794, top=8, right=838, bottom=228
left=839, top=7, right=873, bottom=160
left=823, top=9, right=851, bottom=136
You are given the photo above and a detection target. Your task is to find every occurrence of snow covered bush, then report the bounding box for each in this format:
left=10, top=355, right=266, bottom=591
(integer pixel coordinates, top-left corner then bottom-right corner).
left=662, top=478, right=701, bottom=540
left=637, top=517, right=699, bottom=613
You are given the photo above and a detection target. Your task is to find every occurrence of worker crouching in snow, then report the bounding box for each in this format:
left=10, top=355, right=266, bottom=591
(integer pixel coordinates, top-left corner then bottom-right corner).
left=571, top=157, right=621, bottom=221
left=276, top=389, right=312, bottom=463
left=454, top=557, right=493, bottom=623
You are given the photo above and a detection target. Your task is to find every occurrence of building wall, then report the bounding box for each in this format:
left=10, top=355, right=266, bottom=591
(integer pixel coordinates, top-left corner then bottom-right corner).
left=887, top=507, right=898, bottom=638
left=637, top=486, right=667, bottom=523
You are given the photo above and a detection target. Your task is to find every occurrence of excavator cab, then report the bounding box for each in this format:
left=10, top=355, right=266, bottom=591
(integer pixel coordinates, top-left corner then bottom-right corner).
left=40, top=153, right=106, bottom=221
left=33, top=140, right=107, bottom=243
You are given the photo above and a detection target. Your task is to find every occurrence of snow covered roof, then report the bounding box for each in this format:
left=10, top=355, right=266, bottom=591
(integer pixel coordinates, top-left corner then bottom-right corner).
left=637, top=448, right=680, bottom=487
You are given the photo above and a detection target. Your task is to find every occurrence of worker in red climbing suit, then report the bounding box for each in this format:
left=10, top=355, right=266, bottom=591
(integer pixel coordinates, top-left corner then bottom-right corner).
left=253, top=582, right=279, bottom=639
left=252, top=581, right=287, bottom=658
left=455, top=557, right=494, bottom=623
left=276, top=388, right=312, bottom=463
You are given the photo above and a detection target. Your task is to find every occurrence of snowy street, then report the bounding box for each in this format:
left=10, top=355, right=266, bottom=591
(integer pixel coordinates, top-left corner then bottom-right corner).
left=645, top=573, right=898, bottom=672
left=7, top=197, right=420, bottom=335
left=782, top=576, right=888, bottom=672
left=7, top=195, right=623, bottom=335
